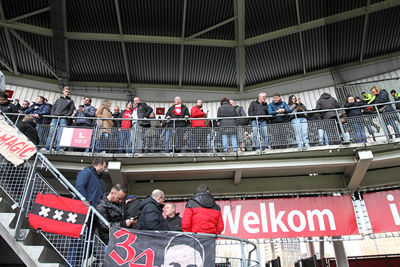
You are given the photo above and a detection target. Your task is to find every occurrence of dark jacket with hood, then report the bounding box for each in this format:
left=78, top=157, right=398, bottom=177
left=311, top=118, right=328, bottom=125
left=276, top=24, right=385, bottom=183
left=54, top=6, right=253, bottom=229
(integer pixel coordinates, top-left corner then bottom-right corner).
left=344, top=102, right=363, bottom=117
left=17, top=120, right=39, bottom=145
left=138, top=196, right=169, bottom=231
left=51, top=96, right=75, bottom=116
left=182, top=191, right=224, bottom=234
left=372, top=89, right=395, bottom=113
left=136, top=102, right=153, bottom=127
left=165, top=104, right=190, bottom=127
left=315, top=93, right=340, bottom=119
left=166, top=213, right=182, bottom=232
left=0, top=101, right=18, bottom=122
left=248, top=99, right=268, bottom=122
left=217, top=100, right=238, bottom=127
left=96, top=194, right=128, bottom=244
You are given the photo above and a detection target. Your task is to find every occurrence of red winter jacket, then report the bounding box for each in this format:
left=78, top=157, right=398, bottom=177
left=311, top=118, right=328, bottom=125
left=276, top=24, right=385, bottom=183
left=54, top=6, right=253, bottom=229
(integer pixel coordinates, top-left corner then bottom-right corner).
left=190, top=106, right=206, bottom=128
left=182, top=192, right=224, bottom=234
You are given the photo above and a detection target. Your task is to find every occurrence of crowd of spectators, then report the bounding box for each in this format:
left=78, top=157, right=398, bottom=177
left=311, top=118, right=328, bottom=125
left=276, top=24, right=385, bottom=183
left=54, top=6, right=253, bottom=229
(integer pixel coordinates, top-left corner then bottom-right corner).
left=1, top=84, right=400, bottom=152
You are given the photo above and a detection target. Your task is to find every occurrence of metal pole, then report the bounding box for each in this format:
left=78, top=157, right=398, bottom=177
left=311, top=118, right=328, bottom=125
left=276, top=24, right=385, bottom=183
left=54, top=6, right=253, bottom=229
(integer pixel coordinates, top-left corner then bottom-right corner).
left=333, top=237, right=349, bottom=267
left=375, top=106, right=391, bottom=141
left=14, top=154, right=39, bottom=240
left=240, top=240, right=246, bottom=267
left=49, top=116, right=61, bottom=152
left=255, top=116, right=262, bottom=151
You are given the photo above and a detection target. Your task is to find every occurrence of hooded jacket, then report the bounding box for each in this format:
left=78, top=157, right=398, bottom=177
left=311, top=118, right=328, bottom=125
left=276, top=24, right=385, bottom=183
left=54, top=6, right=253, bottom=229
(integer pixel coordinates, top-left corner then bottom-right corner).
left=138, top=196, right=169, bottom=231
left=315, top=93, right=340, bottom=119
left=17, top=120, right=39, bottom=145
left=372, top=89, right=395, bottom=112
left=182, top=191, right=224, bottom=234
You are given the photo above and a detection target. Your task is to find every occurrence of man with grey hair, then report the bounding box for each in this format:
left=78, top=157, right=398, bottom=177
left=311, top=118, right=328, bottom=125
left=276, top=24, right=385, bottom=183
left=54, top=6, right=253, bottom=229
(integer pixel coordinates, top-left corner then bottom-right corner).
left=164, top=202, right=182, bottom=231
left=138, top=189, right=169, bottom=230
left=248, top=92, right=269, bottom=151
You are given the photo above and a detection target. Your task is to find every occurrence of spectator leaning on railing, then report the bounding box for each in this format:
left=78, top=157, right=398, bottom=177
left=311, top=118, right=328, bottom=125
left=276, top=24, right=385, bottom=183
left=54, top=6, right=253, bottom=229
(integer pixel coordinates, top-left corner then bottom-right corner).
left=164, top=96, right=190, bottom=152
left=74, top=97, right=96, bottom=127
left=0, top=92, right=18, bottom=122
left=248, top=92, right=269, bottom=151
left=344, top=96, right=367, bottom=143
left=217, top=97, right=238, bottom=152
left=315, top=92, right=340, bottom=120
left=390, top=90, right=400, bottom=110
left=45, top=86, right=75, bottom=151
left=133, top=97, right=153, bottom=152
left=268, top=93, right=290, bottom=123
left=96, top=100, right=113, bottom=153
left=288, top=95, right=310, bottom=149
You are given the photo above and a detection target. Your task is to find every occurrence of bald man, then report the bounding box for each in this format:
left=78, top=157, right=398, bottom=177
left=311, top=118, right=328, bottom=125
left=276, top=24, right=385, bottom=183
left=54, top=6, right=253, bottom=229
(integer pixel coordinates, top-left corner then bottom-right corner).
left=138, top=189, right=169, bottom=230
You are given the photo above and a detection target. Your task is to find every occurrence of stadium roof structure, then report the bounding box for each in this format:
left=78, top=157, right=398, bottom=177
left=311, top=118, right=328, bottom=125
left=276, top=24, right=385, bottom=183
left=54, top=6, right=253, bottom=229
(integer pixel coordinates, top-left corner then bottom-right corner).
left=0, top=0, right=400, bottom=99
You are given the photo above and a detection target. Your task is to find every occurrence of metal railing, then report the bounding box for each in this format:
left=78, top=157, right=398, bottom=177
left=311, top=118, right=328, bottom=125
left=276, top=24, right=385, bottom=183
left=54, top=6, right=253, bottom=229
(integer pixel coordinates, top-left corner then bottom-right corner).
left=0, top=113, right=261, bottom=266
left=7, top=100, right=400, bottom=156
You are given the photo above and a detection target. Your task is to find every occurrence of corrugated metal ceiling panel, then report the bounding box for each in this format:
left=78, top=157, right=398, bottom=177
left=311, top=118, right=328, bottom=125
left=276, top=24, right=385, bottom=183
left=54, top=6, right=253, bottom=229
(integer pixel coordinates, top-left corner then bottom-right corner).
left=325, top=17, right=364, bottom=66
left=0, top=29, right=11, bottom=69
left=11, top=31, right=54, bottom=78
left=185, top=0, right=234, bottom=40
left=364, top=7, right=400, bottom=59
left=127, top=43, right=180, bottom=85
left=245, top=34, right=303, bottom=86
left=120, top=0, right=182, bottom=37
left=67, top=0, right=119, bottom=33
left=246, top=0, right=297, bottom=38
left=299, top=0, right=367, bottom=23
left=303, top=27, right=330, bottom=72
left=1, top=0, right=48, bottom=20
left=69, top=40, right=126, bottom=83
left=182, top=46, right=236, bottom=87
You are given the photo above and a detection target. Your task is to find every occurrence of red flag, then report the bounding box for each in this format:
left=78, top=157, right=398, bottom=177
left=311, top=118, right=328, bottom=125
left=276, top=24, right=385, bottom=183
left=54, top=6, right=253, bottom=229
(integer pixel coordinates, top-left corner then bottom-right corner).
left=28, top=193, right=89, bottom=238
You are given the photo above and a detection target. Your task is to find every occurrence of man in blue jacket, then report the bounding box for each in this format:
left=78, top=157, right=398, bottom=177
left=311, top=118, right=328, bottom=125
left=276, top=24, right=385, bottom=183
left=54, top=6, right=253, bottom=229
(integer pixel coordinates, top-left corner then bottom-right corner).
left=75, top=158, right=107, bottom=207
left=268, top=93, right=290, bottom=123
left=74, top=97, right=96, bottom=126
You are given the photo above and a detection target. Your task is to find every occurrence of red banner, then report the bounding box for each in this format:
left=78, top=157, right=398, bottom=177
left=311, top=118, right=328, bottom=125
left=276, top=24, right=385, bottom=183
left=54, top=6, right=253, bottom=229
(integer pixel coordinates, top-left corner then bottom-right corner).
left=156, top=107, right=165, bottom=115
left=363, top=190, right=400, bottom=233
left=175, top=195, right=358, bottom=239
left=59, top=128, right=93, bottom=148
left=28, top=193, right=89, bottom=238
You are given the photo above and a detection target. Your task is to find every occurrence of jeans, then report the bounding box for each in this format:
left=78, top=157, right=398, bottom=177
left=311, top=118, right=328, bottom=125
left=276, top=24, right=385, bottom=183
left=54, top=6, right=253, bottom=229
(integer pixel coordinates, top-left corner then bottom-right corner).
left=318, top=129, right=329, bottom=145
left=252, top=120, right=268, bottom=149
left=96, top=132, right=110, bottom=152
left=291, top=118, right=309, bottom=148
left=119, top=129, right=132, bottom=153
left=382, top=113, right=400, bottom=139
left=222, top=134, right=238, bottom=152
left=46, top=118, right=68, bottom=150
left=353, top=123, right=367, bottom=143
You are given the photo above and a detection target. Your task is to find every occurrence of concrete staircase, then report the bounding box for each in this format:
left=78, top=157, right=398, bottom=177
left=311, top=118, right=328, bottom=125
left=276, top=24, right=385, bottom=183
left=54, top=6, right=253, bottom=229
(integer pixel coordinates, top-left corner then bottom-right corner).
left=0, top=194, right=64, bottom=267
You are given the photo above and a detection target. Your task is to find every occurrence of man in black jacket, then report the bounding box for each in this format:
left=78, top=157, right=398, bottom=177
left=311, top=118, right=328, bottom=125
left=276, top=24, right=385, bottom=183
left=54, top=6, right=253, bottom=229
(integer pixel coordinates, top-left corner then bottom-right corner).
left=17, top=115, right=39, bottom=145
left=164, top=96, right=190, bottom=152
left=138, top=189, right=168, bottom=231
left=163, top=203, right=182, bottom=231
left=248, top=92, right=268, bottom=151
left=133, top=97, right=153, bottom=152
left=96, top=184, right=136, bottom=244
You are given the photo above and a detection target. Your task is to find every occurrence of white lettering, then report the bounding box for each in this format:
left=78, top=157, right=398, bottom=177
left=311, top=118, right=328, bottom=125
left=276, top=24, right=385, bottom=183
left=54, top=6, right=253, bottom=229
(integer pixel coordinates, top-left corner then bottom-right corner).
left=306, top=209, right=336, bottom=231
left=269, top=202, right=288, bottom=232
left=222, top=205, right=241, bottom=234
left=387, top=194, right=400, bottom=225
left=243, top=212, right=260, bottom=234
left=287, top=210, right=307, bottom=232
left=260, top=203, right=268, bottom=232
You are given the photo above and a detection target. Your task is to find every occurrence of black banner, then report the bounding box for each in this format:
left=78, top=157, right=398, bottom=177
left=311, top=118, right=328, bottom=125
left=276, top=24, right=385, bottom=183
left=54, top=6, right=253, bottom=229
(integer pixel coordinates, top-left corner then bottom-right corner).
left=106, top=227, right=216, bottom=267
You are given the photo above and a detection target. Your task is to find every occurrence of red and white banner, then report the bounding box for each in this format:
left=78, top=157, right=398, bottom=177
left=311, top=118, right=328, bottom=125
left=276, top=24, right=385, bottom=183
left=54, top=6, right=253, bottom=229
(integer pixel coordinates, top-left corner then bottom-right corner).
left=363, top=190, right=400, bottom=233
left=59, top=128, right=93, bottom=148
left=176, top=195, right=358, bottom=239
left=0, top=115, right=36, bottom=166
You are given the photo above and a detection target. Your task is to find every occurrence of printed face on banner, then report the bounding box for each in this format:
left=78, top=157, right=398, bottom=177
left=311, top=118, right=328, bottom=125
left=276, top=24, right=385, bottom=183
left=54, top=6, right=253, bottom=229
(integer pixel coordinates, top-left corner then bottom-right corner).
left=106, top=228, right=215, bottom=267
left=363, top=190, right=400, bottom=233
left=176, top=195, right=359, bottom=239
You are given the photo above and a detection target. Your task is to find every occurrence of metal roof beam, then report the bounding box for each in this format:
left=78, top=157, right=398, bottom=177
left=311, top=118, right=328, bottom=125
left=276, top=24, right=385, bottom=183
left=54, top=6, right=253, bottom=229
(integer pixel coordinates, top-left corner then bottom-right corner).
left=0, top=0, right=19, bottom=75
left=10, top=29, right=58, bottom=79
left=178, top=0, right=188, bottom=87
left=234, top=0, right=245, bottom=93
left=65, top=32, right=236, bottom=47
left=245, top=0, right=400, bottom=46
left=0, top=20, right=52, bottom=36
left=295, top=0, right=306, bottom=74
left=0, top=57, right=12, bottom=72
left=185, top=16, right=237, bottom=42
left=360, top=0, right=371, bottom=62
left=346, top=150, right=373, bottom=189
left=114, top=0, right=131, bottom=86
left=9, top=6, right=50, bottom=22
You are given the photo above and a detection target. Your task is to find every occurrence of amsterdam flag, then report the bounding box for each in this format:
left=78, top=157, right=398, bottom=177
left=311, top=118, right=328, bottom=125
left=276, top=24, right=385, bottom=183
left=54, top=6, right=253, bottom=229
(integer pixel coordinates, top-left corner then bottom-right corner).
left=28, top=193, right=89, bottom=238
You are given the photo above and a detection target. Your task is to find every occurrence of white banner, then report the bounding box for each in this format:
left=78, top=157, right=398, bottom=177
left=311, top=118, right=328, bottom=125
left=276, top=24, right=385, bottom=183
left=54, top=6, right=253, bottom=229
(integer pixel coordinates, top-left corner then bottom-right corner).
left=0, top=115, right=36, bottom=166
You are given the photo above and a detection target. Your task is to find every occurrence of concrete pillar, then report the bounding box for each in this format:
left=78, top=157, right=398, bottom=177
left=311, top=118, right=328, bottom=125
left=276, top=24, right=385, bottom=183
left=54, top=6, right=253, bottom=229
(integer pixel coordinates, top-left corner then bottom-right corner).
left=333, top=238, right=349, bottom=267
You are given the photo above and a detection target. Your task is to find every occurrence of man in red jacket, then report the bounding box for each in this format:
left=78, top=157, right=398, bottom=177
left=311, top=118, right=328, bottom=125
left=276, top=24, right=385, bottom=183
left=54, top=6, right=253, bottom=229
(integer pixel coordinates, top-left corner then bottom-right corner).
left=182, top=184, right=224, bottom=234
left=190, top=100, right=209, bottom=152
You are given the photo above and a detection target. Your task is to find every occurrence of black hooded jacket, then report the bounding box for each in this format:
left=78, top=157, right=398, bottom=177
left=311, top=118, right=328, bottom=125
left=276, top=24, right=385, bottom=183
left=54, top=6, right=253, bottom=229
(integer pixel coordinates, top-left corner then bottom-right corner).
left=138, top=196, right=169, bottom=231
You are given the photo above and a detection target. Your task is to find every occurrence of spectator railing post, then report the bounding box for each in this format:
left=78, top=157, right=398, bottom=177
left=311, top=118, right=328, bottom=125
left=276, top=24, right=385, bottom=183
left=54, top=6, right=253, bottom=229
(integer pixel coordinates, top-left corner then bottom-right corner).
left=256, top=116, right=262, bottom=151
left=294, top=113, right=302, bottom=149
left=132, top=118, right=137, bottom=154
left=14, top=153, right=39, bottom=240
left=335, top=110, right=346, bottom=144
left=82, top=207, right=95, bottom=267
left=240, top=240, right=246, bottom=267
left=375, top=104, right=391, bottom=141
left=90, top=118, right=100, bottom=155
left=211, top=120, right=216, bottom=154
left=172, top=120, right=176, bottom=154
